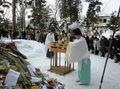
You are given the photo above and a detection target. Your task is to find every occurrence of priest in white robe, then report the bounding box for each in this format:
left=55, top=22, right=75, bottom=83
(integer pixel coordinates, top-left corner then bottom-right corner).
left=45, top=29, right=55, bottom=58
left=65, top=28, right=91, bottom=85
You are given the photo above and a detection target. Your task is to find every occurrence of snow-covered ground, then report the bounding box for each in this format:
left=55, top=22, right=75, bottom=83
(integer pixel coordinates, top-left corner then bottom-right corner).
left=1, top=38, right=120, bottom=89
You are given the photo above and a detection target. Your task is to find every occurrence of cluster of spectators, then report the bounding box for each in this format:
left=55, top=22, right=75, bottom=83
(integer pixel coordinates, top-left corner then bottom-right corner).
left=12, top=30, right=36, bottom=40
left=1, top=28, right=120, bottom=63
left=86, top=33, right=120, bottom=63
left=46, top=29, right=120, bottom=64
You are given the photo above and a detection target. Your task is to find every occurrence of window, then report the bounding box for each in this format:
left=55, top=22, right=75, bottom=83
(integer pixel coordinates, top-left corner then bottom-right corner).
left=103, top=19, right=107, bottom=23
left=99, top=19, right=102, bottom=22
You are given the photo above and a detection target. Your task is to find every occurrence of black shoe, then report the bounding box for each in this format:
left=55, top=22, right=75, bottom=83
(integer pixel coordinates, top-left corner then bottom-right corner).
left=114, top=60, right=119, bottom=63
left=109, top=56, right=113, bottom=59
left=101, top=55, right=105, bottom=57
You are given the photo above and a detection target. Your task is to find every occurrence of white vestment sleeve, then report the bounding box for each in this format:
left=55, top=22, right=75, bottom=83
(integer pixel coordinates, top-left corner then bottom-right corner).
left=44, top=33, right=55, bottom=51
left=65, top=37, right=89, bottom=63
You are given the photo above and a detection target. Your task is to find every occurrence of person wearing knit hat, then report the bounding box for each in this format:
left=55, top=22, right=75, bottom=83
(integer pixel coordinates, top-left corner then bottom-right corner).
left=65, top=28, right=91, bottom=85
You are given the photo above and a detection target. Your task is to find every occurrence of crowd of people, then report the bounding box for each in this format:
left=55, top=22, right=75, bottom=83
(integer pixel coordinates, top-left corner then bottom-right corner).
left=43, top=28, right=120, bottom=64
left=0, top=28, right=120, bottom=63
left=84, top=33, right=120, bottom=63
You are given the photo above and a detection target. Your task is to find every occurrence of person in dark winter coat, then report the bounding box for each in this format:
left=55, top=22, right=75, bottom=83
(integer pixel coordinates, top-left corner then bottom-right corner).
left=114, top=34, right=120, bottom=63
left=89, top=35, right=94, bottom=53
left=83, top=34, right=90, bottom=51
left=107, top=35, right=115, bottom=59
left=21, top=30, right=26, bottom=39
left=39, top=32, right=45, bottom=43
left=100, top=36, right=108, bottom=57
left=0, top=30, right=1, bottom=39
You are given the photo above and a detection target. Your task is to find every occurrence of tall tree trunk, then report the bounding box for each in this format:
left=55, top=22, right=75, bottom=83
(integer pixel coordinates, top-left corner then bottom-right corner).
left=22, top=0, right=26, bottom=31
left=12, top=0, right=16, bottom=40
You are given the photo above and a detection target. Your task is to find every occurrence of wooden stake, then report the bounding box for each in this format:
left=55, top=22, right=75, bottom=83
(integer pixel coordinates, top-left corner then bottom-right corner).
left=99, top=6, right=120, bottom=89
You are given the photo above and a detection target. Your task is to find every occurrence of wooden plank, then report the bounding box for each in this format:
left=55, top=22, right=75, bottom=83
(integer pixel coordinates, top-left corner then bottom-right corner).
left=51, top=66, right=66, bottom=73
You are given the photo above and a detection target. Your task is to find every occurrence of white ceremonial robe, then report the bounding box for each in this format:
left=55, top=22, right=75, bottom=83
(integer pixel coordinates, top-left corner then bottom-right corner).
left=44, top=33, right=55, bottom=51
left=65, top=37, right=91, bottom=84
left=65, top=37, right=90, bottom=71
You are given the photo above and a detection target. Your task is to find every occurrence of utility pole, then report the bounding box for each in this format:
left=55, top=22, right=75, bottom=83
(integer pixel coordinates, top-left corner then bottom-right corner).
left=12, top=0, right=16, bottom=40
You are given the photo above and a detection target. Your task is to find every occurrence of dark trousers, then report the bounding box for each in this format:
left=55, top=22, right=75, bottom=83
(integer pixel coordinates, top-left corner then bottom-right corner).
left=94, top=46, right=99, bottom=55
left=114, top=50, right=120, bottom=62
left=101, top=47, right=106, bottom=57
left=46, top=49, right=54, bottom=58
left=109, top=48, right=114, bottom=59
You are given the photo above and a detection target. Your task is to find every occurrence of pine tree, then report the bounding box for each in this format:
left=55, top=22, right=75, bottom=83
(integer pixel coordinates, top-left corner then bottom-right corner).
left=107, top=11, right=118, bottom=30
left=28, top=0, right=50, bottom=30
left=84, top=0, right=102, bottom=31
left=59, top=0, right=82, bottom=23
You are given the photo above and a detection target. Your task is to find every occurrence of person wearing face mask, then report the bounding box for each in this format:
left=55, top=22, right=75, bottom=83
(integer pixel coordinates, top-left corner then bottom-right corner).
left=44, top=29, right=55, bottom=58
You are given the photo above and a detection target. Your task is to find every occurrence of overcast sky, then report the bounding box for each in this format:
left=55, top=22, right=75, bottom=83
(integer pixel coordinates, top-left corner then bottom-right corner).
left=46, top=0, right=120, bottom=16
left=2, top=0, right=119, bottom=21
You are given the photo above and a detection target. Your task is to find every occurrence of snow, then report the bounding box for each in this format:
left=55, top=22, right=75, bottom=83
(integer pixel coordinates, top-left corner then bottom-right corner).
left=68, top=22, right=81, bottom=30
left=102, top=29, right=120, bottom=39
left=102, top=29, right=113, bottom=39
left=1, top=38, right=120, bottom=89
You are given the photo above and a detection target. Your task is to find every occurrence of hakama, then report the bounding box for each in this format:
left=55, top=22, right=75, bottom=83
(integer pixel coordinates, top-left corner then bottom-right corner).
left=78, top=58, right=91, bottom=84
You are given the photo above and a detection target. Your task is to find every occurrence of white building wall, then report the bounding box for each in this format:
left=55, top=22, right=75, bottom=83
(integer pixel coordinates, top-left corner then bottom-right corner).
left=97, top=16, right=111, bottom=35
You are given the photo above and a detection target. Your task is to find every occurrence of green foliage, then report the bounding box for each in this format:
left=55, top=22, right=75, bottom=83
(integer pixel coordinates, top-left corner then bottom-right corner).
left=85, top=0, right=102, bottom=30
left=107, top=11, right=117, bottom=29
left=59, top=0, right=82, bottom=23
left=3, top=18, right=11, bottom=29
left=0, top=18, right=11, bottom=30
left=110, top=12, right=117, bottom=25
left=16, top=16, right=24, bottom=30
left=27, top=0, right=50, bottom=30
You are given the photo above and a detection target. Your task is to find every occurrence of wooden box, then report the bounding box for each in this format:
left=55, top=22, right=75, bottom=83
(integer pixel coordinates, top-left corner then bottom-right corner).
left=49, top=43, right=74, bottom=75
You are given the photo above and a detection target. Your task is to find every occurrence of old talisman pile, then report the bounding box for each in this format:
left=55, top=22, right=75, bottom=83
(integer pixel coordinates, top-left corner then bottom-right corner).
left=0, top=42, right=65, bottom=89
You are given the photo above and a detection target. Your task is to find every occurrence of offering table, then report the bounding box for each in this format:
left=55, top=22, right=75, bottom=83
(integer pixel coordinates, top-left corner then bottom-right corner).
left=49, top=43, right=74, bottom=74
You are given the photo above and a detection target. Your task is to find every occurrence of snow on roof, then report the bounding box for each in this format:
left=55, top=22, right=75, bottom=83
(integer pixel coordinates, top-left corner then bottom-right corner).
left=102, top=29, right=120, bottom=39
